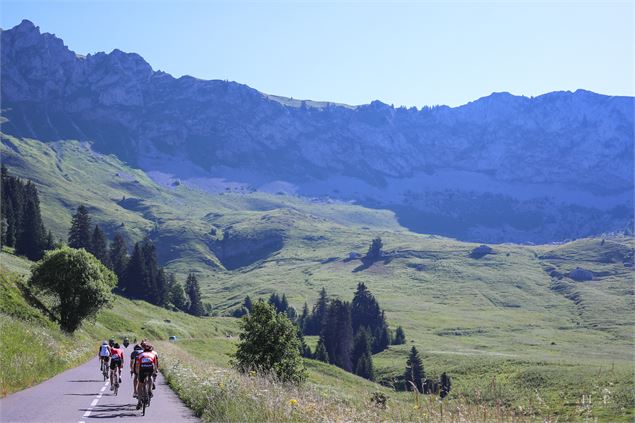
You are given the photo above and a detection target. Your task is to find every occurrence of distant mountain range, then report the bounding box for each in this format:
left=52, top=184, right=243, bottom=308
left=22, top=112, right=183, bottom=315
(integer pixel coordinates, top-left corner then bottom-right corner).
left=1, top=19, right=633, bottom=243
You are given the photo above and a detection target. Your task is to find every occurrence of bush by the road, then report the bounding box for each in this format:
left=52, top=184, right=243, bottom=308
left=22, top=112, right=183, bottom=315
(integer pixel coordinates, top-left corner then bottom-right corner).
left=29, top=247, right=116, bottom=332
left=234, top=301, right=307, bottom=383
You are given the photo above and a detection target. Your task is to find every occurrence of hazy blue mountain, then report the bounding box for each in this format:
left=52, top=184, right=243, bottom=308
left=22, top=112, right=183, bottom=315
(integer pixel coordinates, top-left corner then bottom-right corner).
left=2, top=19, right=633, bottom=243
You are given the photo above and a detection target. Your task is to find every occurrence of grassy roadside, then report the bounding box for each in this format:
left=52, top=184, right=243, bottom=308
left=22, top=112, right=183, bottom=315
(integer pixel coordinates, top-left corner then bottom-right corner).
left=159, top=340, right=543, bottom=423
left=0, top=251, right=235, bottom=396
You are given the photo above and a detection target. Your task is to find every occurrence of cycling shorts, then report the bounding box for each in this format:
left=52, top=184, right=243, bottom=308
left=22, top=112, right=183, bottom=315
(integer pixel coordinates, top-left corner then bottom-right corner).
left=138, top=367, right=154, bottom=382
left=110, top=359, right=122, bottom=370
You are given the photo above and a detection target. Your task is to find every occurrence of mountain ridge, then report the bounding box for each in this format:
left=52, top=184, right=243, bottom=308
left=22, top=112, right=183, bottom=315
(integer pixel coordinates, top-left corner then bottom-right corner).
left=1, top=19, right=633, bottom=243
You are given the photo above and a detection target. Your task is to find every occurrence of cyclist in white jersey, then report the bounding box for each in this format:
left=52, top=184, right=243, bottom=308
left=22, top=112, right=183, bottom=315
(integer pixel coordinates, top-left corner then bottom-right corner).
left=98, top=340, right=111, bottom=371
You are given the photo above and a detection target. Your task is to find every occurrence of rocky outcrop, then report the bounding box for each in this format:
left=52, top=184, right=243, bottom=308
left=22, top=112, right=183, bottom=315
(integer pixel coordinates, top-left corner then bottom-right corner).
left=1, top=20, right=633, bottom=243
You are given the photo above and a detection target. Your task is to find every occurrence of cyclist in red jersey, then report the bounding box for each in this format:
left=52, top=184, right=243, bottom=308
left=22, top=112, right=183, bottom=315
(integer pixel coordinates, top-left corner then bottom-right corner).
left=109, top=343, right=125, bottom=390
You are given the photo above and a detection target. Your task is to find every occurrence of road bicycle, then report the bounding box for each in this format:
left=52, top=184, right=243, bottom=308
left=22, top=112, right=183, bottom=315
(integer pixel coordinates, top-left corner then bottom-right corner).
left=137, top=374, right=153, bottom=415
left=101, top=362, right=108, bottom=381
left=109, top=366, right=120, bottom=396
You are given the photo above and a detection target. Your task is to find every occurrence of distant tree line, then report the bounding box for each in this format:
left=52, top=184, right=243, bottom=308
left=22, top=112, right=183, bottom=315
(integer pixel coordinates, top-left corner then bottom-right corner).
left=67, top=205, right=207, bottom=316
left=1, top=166, right=55, bottom=260
left=235, top=283, right=404, bottom=381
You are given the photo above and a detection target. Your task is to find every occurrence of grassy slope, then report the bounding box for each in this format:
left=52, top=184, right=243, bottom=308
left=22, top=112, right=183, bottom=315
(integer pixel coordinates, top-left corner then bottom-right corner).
left=1, top=252, right=508, bottom=423
left=2, top=135, right=634, bottom=420
left=0, top=250, right=237, bottom=396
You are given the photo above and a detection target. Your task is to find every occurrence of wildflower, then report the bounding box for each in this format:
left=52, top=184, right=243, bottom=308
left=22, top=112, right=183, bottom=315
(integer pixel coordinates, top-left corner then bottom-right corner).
left=413, top=404, right=420, bottom=410
left=249, top=370, right=257, bottom=378
left=289, top=398, right=298, bottom=407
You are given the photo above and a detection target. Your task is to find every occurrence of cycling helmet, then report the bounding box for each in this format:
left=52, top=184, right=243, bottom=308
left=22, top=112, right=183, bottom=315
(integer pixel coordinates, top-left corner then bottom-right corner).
left=143, top=344, right=153, bottom=351
left=102, top=340, right=108, bottom=345
left=114, top=342, right=120, bottom=348
left=134, top=344, right=142, bottom=350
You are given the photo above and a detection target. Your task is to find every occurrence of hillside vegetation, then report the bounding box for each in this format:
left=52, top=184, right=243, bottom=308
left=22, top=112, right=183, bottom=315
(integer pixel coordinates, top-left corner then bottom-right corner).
left=0, top=250, right=236, bottom=395
left=1, top=252, right=535, bottom=423
left=1, top=135, right=634, bottom=421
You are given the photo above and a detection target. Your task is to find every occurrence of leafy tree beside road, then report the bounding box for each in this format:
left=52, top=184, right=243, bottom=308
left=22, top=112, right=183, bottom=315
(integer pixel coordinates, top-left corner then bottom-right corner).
left=29, top=247, right=116, bottom=332
left=234, top=301, right=307, bottom=383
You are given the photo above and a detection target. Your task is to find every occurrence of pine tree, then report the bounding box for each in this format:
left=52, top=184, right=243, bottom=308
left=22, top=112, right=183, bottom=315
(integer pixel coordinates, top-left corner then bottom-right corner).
left=314, top=336, right=329, bottom=363
left=268, top=293, right=282, bottom=312
left=298, top=302, right=309, bottom=333
left=307, top=287, right=329, bottom=335
left=89, top=225, right=110, bottom=267
left=109, top=232, right=129, bottom=283
left=68, top=205, right=92, bottom=249
left=45, top=230, right=55, bottom=250
left=286, top=306, right=297, bottom=322
left=323, top=299, right=354, bottom=371
left=393, top=326, right=406, bottom=345
left=243, top=296, right=253, bottom=312
left=136, top=239, right=167, bottom=306
left=155, top=268, right=169, bottom=307
left=351, top=328, right=371, bottom=371
left=404, top=346, right=425, bottom=392
left=15, top=185, right=46, bottom=260
left=123, top=242, right=146, bottom=298
left=365, top=237, right=383, bottom=261
left=375, top=319, right=391, bottom=353
left=185, top=273, right=204, bottom=316
left=167, top=273, right=188, bottom=311
left=350, top=282, right=390, bottom=353
left=354, top=352, right=374, bottom=381
left=440, top=372, right=452, bottom=398
left=297, top=327, right=312, bottom=358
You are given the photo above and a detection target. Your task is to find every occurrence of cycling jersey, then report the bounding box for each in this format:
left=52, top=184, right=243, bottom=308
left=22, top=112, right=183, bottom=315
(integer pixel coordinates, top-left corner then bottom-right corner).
left=110, top=347, right=125, bottom=363
left=99, top=344, right=110, bottom=357
left=136, top=351, right=158, bottom=369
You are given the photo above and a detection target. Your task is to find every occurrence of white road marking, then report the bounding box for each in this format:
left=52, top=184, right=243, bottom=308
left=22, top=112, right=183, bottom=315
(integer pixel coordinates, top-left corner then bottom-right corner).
left=90, top=399, right=99, bottom=406
left=100, top=386, right=106, bottom=392
left=82, top=410, right=91, bottom=417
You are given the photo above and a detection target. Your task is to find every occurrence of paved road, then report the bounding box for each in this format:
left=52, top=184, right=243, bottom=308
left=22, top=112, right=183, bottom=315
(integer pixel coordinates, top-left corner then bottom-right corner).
left=0, top=355, right=199, bottom=423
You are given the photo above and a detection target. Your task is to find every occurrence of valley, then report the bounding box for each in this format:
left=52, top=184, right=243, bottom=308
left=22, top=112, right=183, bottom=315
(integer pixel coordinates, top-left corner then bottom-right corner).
left=1, top=133, right=633, bottom=421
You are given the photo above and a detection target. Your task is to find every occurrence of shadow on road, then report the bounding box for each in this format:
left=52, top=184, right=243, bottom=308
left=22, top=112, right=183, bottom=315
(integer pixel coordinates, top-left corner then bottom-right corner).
left=80, top=403, right=139, bottom=419
left=68, top=379, right=102, bottom=383
left=64, top=393, right=101, bottom=396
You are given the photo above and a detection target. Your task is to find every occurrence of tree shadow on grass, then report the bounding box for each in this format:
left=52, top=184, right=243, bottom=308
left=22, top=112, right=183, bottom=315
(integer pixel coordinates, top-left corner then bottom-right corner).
left=352, top=256, right=392, bottom=272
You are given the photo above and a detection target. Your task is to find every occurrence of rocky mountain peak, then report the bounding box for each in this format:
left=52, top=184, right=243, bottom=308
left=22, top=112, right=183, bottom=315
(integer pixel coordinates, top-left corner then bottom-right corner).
left=1, top=20, right=633, bottom=243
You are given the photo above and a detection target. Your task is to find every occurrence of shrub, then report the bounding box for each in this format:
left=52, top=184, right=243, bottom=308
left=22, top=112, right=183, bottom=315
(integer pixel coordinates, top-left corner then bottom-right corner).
left=29, top=247, right=116, bottom=332
left=234, top=301, right=307, bottom=383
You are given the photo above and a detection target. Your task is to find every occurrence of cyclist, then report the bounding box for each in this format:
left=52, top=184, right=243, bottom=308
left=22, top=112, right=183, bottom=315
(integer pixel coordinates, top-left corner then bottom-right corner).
left=98, top=341, right=111, bottom=371
left=108, top=338, right=115, bottom=348
left=140, top=340, right=159, bottom=389
left=123, top=337, right=130, bottom=349
left=109, top=342, right=125, bottom=390
left=130, top=344, right=143, bottom=398
left=135, top=344, right=158, bottom=410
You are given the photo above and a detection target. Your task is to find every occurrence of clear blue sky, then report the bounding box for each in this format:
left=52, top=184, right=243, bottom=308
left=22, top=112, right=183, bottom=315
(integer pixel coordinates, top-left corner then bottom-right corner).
left=1, top=0, right=633, bottom=107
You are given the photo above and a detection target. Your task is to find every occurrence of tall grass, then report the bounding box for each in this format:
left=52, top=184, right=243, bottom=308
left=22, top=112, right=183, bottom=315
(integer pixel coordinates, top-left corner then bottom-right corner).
left=159, top=342, right=552, bottom=422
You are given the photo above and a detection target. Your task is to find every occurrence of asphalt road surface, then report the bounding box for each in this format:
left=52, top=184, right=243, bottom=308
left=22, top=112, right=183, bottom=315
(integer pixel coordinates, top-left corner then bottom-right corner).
left=0, top=356, right=199, bottom=423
